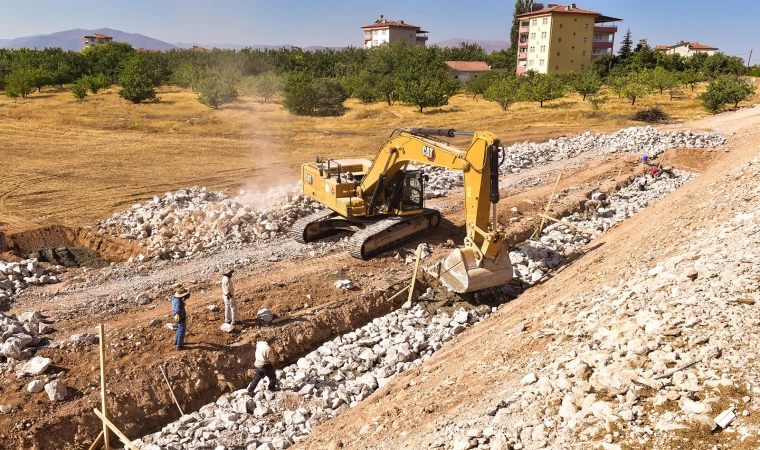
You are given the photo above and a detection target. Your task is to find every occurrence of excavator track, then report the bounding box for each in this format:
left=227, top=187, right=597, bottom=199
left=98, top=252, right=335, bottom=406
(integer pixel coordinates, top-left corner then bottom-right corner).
left=291, top=209, right=340, bottom=244
left=348, top=209, right=441, bottom=260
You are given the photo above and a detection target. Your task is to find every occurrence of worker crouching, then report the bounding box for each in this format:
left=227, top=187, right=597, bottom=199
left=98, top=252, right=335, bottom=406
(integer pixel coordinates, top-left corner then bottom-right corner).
left=247, top=341, right=278, bottom=392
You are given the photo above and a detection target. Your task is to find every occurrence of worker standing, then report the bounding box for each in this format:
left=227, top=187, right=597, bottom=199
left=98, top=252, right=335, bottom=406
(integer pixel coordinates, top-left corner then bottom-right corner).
left=172, top=286, right=190, bottom=350
left=247, top=340, right=278, bottom=392
left=221, top=267, right=237, bottom=326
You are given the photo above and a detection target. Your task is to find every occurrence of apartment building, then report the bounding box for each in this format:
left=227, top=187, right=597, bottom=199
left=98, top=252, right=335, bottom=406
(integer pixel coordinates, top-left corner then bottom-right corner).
left=515, top=4, right=621, bottom=76
left=82, top=33, right=113, bottom=48
left=657, top=41, right=719, bottom=57
left=362, top=15, right=428, bottom=49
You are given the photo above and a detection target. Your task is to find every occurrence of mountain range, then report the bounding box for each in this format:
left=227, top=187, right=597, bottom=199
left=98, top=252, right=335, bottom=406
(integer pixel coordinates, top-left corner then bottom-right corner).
left=0, top=28, right=508, bottom=53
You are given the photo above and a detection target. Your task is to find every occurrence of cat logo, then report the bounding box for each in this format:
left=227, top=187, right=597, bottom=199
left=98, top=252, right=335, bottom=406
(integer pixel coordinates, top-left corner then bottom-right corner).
left=422, top=145, right=436, bottom=161
left=305, top=173, right=313, bottom=185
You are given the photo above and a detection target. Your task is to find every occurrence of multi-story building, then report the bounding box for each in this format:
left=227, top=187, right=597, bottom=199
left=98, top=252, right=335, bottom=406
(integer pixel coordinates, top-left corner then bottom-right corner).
left=362, top=15, right=428, bottom=49
left=656, top=41, right=718, bottom=57
left=515, top=4, right=621, bottom=76
left=82, top=33, right=113, bottom=49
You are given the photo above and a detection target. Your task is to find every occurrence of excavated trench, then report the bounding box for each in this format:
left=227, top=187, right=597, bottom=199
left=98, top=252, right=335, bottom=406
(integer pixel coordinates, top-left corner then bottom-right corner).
left=4, top=225, right=143, bottom=268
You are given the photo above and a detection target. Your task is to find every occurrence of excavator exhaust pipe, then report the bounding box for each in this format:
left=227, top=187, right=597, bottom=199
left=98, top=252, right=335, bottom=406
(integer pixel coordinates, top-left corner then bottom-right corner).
left=435, top=242, right=514, bottom=293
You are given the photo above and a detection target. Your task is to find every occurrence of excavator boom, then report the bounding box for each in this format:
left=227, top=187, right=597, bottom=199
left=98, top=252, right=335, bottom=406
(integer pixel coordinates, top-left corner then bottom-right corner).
left=295, top=128, right=513, bottom=293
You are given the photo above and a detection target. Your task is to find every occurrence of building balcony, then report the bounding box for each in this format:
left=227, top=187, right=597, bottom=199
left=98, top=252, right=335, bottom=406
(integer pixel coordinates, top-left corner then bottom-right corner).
left=520, top=26, right=529, bottom=33
left=516, top=66, right=528, bottom=76
left=592, top=41, right=614, bottom=49
left=594, top=26, right=617, bottom=34
left=364, top=36, right=372, bottom=41
left=518, top=52, right=528, bottom=60
left=416, top=33, right=428, bottom=40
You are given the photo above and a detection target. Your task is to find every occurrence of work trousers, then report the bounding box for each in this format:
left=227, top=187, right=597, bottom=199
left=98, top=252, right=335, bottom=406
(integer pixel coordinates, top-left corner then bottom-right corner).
left=247, top=364, right=277, bottom=392
left=224, top=296, right=237, bottom=324
left=175, top=321, right=187, bottom=348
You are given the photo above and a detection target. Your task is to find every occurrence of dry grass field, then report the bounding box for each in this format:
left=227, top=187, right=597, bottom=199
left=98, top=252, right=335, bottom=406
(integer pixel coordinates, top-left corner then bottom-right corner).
left=0, top=82, right=754, bottom=232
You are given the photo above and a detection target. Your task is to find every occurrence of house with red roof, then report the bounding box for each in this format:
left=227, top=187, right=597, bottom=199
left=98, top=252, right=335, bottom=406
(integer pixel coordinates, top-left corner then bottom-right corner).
left=362, top=15, right=428, bottom=49
left=445, top=61, right=491, bottom=83
left=657, top=41, right=719, bottom=57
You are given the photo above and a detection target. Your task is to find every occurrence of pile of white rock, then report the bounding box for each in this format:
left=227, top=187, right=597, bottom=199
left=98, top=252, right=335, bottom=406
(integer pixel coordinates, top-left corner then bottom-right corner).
left=440, top=159, right=760, bottom=450
left=508, top=170, right=694, bottom=285
left=0, top=311, right=54, bottom=365
left=423, top=126, right=723, bottom=197
left=0, top=259, right=62, bottom=302
left=96, top=187, right=322, bottom=260
left=135, top=303, right=492, bottom=449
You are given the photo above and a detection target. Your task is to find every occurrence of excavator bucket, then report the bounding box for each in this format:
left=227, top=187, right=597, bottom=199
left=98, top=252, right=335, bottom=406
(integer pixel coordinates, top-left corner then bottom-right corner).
left=436, top=243, right=514, bottom=293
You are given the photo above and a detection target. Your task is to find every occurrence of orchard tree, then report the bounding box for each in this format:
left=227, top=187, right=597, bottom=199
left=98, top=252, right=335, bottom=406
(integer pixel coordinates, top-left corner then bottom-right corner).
left=527, top=73, right=565, bottom=107
left=440, top=42, right=488, bottom=62
left=682, top=68, right=705, bottom=91
left=4, top=69, right=36, bottom=98
left=650, top=67, right=678, bottom=95
left=81, top=73, right=112, bottom=94
left=118, top=55, right=158, bottom=103
left=571, top=70, right=602, bottom=101
left=195, top=74, right=239, bottom=109
left=240, top=71, right=284, bottom=102
left=621, top=70, right=654, bottom=105
left=71, top=79, right=89, bottom=100
left=483, top=75, right=524, bottom=110
left=343, top=69, right=377, bottom=103
left=465, top=71, right=500, bottom=100
left=395, top=44, right=458, bottom=112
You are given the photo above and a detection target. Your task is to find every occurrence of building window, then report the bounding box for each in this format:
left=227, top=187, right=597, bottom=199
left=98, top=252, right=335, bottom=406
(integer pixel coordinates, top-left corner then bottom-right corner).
left=373, top=30, right=378, bottom=35
left=585, top=24, right=589, bottom=30
left=529, top=60, right=534, bottom=66
left=542, top=18, right=548, bottom=24
left=539, top=59, right=545, bottom=66
left=584, top=37, right=587, bottom=44
left=522, top=21, right=529, bottom=27
left=530, top=32, right=536, bottom=39
left=582, top=50, right=586, bottom=57
left=382, top=30, right=387, bottom=35
left=540, top=45, right=546, bottom=52
left=581, top=64, right=585, bottom=71
left=531, top=19, right=537, bottom=25
left=541, top=32, right=547, bottom=39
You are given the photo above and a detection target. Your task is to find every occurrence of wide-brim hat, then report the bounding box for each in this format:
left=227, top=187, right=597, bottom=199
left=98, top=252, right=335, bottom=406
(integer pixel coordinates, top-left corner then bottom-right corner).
left=174, top=286, right=190, bottom=298
left=222, top=267, right=234, bottom=276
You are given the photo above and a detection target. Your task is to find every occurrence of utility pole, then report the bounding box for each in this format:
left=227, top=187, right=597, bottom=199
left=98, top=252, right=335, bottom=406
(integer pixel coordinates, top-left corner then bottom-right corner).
left=747, top=49, right=753, bottom=76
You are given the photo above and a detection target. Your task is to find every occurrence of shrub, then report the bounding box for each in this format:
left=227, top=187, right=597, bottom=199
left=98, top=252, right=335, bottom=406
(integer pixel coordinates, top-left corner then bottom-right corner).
left=588, top=93, right=609, bottom=110
left=630, top=107, right=669, bottom=123
left=118, top=56, right=158, bottom=104
left=195, top=75, right=238, bottom=109
left=70, top=79, right=89, bottom=100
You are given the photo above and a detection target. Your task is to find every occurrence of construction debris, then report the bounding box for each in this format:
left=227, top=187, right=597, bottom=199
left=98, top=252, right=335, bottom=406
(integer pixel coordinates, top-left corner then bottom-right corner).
left=0, top=259, right=62, bottom=302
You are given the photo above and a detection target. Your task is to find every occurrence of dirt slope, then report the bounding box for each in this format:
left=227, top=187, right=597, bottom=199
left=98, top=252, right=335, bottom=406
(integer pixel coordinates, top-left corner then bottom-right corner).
left=297, top=107, right=760, bottom=449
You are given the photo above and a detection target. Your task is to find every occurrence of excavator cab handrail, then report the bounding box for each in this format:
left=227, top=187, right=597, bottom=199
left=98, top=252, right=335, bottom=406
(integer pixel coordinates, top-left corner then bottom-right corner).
left=320, top=159, right=345, bottom=183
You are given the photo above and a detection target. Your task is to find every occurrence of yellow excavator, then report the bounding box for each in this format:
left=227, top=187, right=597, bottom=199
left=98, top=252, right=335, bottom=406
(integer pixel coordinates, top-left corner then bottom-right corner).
left=292, top=128, right=513, bottom=293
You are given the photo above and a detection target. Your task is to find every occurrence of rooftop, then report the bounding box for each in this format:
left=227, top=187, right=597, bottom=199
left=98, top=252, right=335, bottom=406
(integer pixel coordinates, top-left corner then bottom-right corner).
left=517, top=4, right=622, bottom=22
left=658, top=41, right=719, bottom=51
left=362, top=14, right=425, bottom=31
left=83, top=33, right=113, bottom=39
left=445, top=61, right=491, bottom=72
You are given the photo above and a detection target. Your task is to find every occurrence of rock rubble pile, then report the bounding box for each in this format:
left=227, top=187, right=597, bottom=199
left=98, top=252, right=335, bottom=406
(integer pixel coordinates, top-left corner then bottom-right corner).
left=96, top=187, right=321, bottom=260
left=436, top=158, right=760, bottom=450
left=0, top=259, right=62, bottom=302
left=0, top=310, right=54, bottom=368
left=136, top=303, right=492, bottom=449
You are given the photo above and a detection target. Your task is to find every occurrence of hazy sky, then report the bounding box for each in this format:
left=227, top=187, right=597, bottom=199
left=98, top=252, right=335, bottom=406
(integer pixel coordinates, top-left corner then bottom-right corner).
left=1, top=0, right=756, bottom=60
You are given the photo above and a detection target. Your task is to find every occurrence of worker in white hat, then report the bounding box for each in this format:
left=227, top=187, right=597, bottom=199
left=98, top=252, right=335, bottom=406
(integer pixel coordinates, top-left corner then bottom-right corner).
left=221, top=267, right=237, bottom=326
left=172, top=285, right=190, bottom=350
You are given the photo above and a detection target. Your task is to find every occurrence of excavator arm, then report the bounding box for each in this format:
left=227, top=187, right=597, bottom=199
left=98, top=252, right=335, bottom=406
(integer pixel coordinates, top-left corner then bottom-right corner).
left=357, top=128, right=512, bottom=292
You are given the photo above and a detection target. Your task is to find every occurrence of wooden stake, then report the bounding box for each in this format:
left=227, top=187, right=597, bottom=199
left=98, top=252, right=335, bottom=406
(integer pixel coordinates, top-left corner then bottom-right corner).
left=538, top=213, right=603, bottom=238
left=408, top=244, right=424, bottom=303
left=159, top=365, right=185, bottom=416
left=611, top=165, right=624, bottom=194
left=87, top=431, right=104, bottom=450
left=93, top=408, right=139, bottom=450
left=658, top=133, right=673, bottom=169
left=98, top=324, right=110, bottom=450
left=388, top=285, right=410, bottom=303
left=533, top=172, right=562, bottom=239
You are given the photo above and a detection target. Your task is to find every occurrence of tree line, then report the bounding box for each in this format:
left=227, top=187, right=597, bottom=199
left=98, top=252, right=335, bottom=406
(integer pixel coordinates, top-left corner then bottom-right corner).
left=0, top=36, right=755, bottom=115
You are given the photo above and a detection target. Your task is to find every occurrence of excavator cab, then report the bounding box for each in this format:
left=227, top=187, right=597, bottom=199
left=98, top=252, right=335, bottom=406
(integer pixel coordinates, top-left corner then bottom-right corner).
left=384, top=169, right=424, bottom=215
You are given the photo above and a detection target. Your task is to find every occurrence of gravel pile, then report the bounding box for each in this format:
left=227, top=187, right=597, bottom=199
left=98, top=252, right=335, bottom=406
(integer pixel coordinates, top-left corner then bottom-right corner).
left=0, top=259, right=63, bottom=303
left=96, top=187, right=322, bottom=260
left=135, top=303, right=492, bottom=449
left=423, top=126, right=722, bottom=197
left=434, top=158, right=760, bottom=450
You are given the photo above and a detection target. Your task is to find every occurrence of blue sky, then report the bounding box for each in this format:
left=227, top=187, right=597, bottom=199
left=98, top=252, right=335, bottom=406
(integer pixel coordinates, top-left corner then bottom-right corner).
left=1, top=0, right=756, bottom=60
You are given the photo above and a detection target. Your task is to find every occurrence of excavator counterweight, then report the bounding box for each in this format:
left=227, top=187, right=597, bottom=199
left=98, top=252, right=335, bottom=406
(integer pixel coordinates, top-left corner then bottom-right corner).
left=293, top=128, right=513, bottom=293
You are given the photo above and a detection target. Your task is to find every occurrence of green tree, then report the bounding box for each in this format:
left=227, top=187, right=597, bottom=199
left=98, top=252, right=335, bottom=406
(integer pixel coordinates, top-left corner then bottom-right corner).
left=526, top=73, right=565, bottom=107
left=195, top=74, right=239, bottom=109
left=588, top=93, right=609, bottom=110
left=82, top=42, right=136, bottom=83
left=571, top=70, right=602, bottom=101
left=4, top=69, right=36, bottom=99
left=465, top=71, right=500, bottom=100
left=618, top=29, right=633, bottom=60
left=487, top=48, right=517, bottom=72
left=70, top=78, right=89, bottom=100
left=31, top=68, right=54, bottom=93
left=702, top=52, right=747, bottom=78
left=650, top=67, right=678, bottom=95
left=681, top=68, right=705, bottom=91
left=395, top=44, right=459, bottom=112
left=81, top=73, right=112, bottom=94
left=118, top=55, right=159, bottom=104
left=240, top=71, right=283, bottom=102
left=483, top=75, right=524, bottom=110
left=312, top=78, right=349, bottom=115
left=621, top=70, right=654, bottom=105
left=510, top=0, right=534, bottom=51
left=722, top=76, right=756, bottom=108
left=440, top=42, right=488, bottom=62
left=343, top=69, right=377, bottom=103
left=282, top=72, right=348, bottom=116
